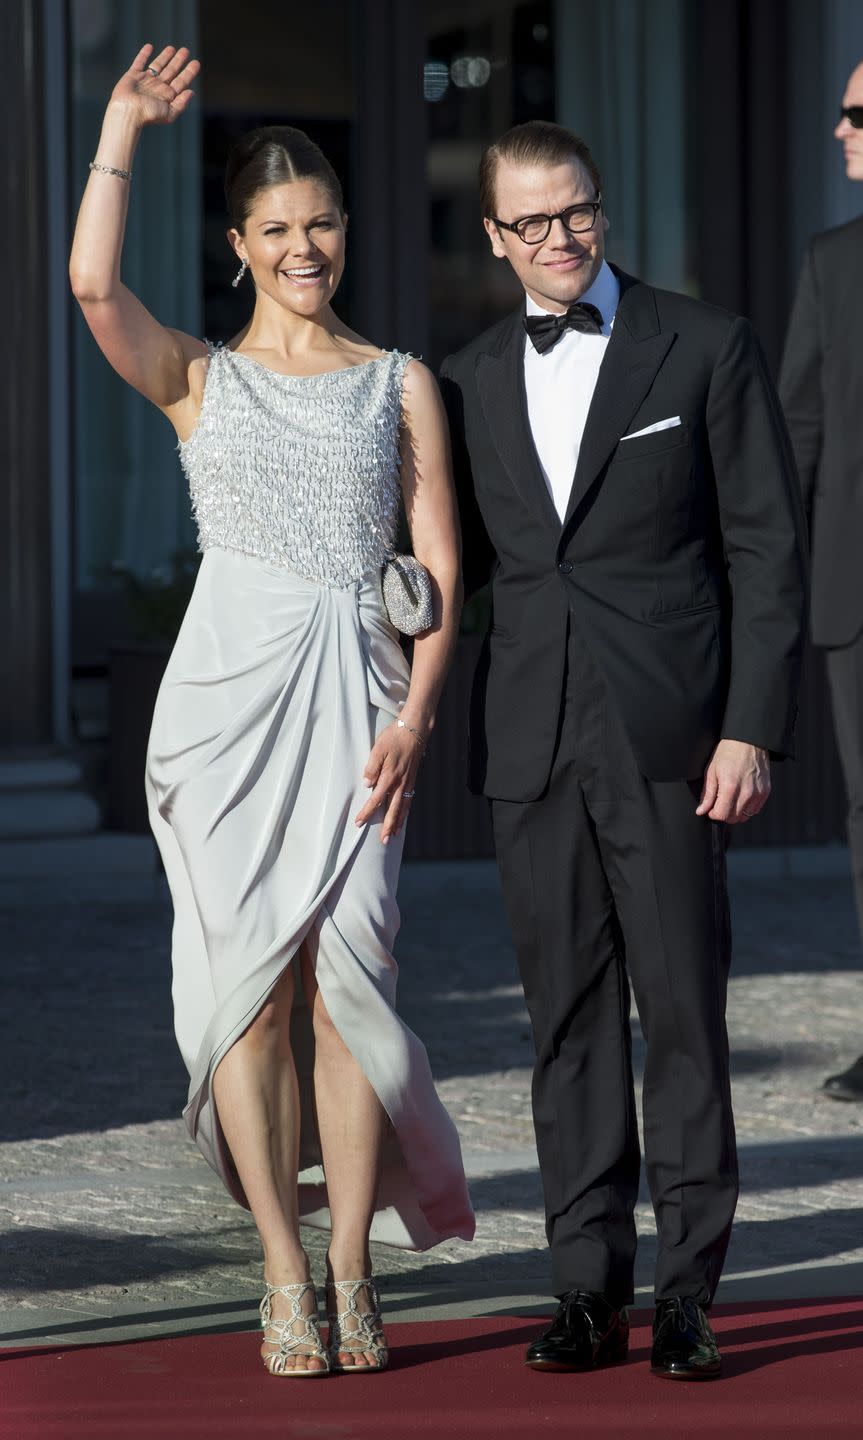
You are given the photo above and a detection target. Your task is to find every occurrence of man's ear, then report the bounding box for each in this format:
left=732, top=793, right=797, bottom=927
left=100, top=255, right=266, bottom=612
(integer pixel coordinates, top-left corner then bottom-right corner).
left=483, top=216, right=507, bottom=259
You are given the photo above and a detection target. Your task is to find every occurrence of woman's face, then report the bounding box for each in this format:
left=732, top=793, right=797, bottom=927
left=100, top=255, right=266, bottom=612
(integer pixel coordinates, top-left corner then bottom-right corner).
left=230, top=179, right=346, bottom=315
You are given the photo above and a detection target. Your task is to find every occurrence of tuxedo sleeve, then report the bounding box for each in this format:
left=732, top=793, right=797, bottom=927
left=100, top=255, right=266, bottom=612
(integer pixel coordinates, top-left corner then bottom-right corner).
left=439, top=356, right=495, bottom=598
left=706, top=316, right=809, bottom=758
left=778, top=241, right=823, bottom=531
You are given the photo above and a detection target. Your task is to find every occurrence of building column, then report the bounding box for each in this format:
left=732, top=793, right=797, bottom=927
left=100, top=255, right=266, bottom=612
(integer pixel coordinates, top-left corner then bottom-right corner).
left=0, top=0, right=54, bottom=749
left=554, top=0, right=689, bottom=295
left=693, top=0, right=791, bottom=371
left=350, top=0, right=429, bottom=356
left=0, top=1, right=99, bottom=837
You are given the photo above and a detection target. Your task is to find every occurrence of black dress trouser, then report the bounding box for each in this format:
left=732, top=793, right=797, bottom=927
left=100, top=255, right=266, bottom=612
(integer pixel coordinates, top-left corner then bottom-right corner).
left=825, top=634, right=863, bottom=942
left=491, top=615, right=739, bottom=1308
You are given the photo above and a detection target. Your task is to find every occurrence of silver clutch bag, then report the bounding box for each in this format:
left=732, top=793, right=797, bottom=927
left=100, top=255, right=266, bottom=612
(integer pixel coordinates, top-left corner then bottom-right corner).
left=381, top=553, right=433, bottom=635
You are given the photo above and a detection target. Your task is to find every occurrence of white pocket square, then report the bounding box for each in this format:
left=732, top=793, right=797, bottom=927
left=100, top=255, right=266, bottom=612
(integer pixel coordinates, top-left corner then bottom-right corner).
left=621, top=416, right=682, bottom=440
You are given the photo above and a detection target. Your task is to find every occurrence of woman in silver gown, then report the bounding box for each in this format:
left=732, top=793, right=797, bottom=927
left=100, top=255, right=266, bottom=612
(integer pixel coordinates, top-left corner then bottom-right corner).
left=70, top=43, right=474, bottom=1378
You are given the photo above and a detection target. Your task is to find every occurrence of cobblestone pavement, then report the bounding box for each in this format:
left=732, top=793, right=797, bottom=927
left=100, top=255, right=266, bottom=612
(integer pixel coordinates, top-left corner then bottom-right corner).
left=1, top=838, right=862, bottom=1345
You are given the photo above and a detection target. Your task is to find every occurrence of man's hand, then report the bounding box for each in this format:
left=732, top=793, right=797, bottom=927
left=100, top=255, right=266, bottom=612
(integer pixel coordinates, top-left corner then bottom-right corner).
left=695, top=739, right=771, bottom=824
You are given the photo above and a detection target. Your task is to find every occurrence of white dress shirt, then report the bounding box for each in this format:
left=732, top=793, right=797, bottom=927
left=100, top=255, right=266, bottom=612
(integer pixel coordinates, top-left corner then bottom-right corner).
left=524, top=260, right=620, bottom=522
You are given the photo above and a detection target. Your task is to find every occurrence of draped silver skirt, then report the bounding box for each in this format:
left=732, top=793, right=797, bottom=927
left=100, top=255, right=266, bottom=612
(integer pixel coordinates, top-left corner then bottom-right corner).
left=146, top=547, right=474, bottom=1249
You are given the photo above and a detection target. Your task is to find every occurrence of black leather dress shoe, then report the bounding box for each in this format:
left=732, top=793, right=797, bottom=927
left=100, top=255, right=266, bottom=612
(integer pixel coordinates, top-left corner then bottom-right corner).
left=525, top=1289, right=629, bottom=1372
left=651, top=1297, right=721, bottom=1380
left=823, top=1054, right=863, bottom=1101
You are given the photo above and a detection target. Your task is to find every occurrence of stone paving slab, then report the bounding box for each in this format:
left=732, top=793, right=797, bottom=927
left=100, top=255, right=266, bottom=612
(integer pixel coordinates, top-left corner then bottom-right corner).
left=1, top=842, right=862, bottom=1345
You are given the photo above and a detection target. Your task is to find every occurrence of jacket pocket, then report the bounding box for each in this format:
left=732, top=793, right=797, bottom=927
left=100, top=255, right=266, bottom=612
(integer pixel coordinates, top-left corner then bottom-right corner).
left=652, top=600, right=722, bottom=621
left=612, top=420, right=690, bottom=463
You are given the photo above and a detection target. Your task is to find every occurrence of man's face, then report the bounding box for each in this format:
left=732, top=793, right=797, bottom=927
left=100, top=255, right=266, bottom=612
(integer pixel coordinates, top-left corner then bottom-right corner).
left=483, top=159, right=608, bottom=314
left=835, top=62, right=863, bottom=181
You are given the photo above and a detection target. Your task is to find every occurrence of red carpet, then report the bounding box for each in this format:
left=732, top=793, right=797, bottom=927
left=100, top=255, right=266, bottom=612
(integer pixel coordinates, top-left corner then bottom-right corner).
left=2, top=1300, right=862, bottom=1439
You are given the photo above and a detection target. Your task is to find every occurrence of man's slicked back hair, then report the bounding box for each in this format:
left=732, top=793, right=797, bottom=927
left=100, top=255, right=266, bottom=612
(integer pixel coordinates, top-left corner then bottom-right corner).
left=479, top=120, right=602, bottom=219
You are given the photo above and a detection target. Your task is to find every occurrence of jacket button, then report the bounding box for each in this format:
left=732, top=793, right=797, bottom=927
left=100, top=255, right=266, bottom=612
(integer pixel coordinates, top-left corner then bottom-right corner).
left=558, top=560, right=573, bottom=574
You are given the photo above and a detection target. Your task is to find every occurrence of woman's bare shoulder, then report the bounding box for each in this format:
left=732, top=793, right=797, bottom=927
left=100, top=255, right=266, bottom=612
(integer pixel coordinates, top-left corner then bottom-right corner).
left=400, top=357, right=441, bottom=408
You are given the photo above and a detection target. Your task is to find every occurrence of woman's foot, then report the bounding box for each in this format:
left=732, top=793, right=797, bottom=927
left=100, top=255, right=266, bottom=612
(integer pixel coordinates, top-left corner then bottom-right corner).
left=325, top=1253, right=388, bottom=1372
left=260, top=1270, right=329, bottom=1377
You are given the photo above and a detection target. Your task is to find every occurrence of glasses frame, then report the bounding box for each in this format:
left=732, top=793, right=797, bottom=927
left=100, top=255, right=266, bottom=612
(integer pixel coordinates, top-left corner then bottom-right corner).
left=840, top=105, right=863, bottom=129
left=488, top=194, right=604, bottom=245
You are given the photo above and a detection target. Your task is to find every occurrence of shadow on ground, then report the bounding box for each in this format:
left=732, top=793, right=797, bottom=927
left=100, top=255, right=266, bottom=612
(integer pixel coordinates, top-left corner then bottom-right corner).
left=3, top=1186, right=862, bottom=1301
left=2, top=867, right=860, bottom=1141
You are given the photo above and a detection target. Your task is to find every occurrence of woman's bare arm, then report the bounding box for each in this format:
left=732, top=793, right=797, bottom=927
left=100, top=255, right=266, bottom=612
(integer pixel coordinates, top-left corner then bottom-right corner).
left=69, top=43, right=205, bottom=423
left=396, top=359, right=464, bottom=739
left=355, top=360, right=463, bottom=842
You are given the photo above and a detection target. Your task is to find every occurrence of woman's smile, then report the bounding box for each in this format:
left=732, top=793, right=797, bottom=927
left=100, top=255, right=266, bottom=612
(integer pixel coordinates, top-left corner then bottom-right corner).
left=280, top=262, right=326, bottom=287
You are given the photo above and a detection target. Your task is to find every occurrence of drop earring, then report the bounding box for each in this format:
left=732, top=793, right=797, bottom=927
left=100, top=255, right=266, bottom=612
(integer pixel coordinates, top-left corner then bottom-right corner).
left=232, top=258, right=248, bottom=288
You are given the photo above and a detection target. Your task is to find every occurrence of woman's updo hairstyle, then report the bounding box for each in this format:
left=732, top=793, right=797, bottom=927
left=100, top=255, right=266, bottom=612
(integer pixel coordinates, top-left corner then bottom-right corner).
left=224, top=126, right=345, bottom=232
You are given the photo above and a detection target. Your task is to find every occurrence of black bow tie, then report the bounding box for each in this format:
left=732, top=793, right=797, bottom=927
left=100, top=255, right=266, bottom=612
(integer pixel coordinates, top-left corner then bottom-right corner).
left=524, top=301, right=604, bottom=354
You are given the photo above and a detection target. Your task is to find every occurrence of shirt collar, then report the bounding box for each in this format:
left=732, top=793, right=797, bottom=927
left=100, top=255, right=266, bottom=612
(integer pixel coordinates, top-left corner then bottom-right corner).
left=524, top=260, right=619, bottom=333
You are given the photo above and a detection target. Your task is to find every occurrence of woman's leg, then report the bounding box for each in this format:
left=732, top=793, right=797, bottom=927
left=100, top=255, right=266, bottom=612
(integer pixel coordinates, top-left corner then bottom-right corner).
left=212, top=959, right=325, bottom=1371
left=300, top=945, right=387, bottom=1368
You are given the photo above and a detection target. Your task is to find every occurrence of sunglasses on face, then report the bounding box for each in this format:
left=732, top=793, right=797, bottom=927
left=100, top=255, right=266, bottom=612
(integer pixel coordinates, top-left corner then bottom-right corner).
left=840, top=105, right=863, bottom=128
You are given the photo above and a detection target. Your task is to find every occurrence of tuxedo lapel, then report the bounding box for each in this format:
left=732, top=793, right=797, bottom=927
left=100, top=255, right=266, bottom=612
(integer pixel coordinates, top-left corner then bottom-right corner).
left=476, top=309, right=561, bottom=533
left=562, top=274, right=675, bottom=531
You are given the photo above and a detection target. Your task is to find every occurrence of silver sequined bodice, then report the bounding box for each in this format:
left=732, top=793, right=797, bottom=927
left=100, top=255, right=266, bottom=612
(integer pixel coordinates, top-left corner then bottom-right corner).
left=179, top=345, right=411, bottom=586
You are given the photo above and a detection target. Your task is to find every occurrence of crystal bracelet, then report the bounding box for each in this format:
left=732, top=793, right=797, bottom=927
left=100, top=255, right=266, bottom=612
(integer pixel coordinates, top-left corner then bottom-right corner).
left=397, top=718, right=426, bottom=750
left=89, top=160, right=132, bottom=181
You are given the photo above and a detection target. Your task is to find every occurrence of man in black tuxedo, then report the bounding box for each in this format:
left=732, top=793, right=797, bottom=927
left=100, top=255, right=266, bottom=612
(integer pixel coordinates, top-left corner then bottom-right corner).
left=440, top=122, right=807, bottom=1380
left=780, top=61, right=863, bottom=1104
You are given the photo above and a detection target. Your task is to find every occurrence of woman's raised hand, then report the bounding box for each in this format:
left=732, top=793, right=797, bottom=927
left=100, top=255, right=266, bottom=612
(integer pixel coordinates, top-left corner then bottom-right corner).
left=109, top=43, right=200, bottom=127
left=70, top=42, right=204, bottom=412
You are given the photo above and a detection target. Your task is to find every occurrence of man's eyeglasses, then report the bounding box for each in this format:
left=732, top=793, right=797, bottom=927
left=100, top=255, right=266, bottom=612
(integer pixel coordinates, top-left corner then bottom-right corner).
left=839, top=105, right=863, bottom=128
left=488, top=196, right=603, bottom=246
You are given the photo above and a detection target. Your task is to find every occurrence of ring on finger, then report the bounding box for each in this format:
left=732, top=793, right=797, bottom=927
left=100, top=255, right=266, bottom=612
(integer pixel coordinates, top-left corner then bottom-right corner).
left=146, top=65, right=161, bottom=75
left=401, top=789, right=416, bottom=800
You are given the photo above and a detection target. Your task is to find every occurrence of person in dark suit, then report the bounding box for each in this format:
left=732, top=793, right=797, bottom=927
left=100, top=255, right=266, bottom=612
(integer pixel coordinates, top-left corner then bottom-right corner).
left=780, top=62, right=863, bottom=1104
left=440, top=121, right=808, bottom=1380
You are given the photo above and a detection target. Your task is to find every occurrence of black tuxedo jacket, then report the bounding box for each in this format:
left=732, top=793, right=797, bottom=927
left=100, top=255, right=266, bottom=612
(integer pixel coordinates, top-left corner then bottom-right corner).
left=440, top=267, right=808, bottom=800
left=779, top=215, right=863, bottom=648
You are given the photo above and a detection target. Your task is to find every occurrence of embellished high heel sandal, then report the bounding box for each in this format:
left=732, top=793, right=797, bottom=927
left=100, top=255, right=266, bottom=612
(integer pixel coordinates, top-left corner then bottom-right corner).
left=260, top=1280, right=330, bottom=1377
left=326, top=1277, right=389, bottom=1374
